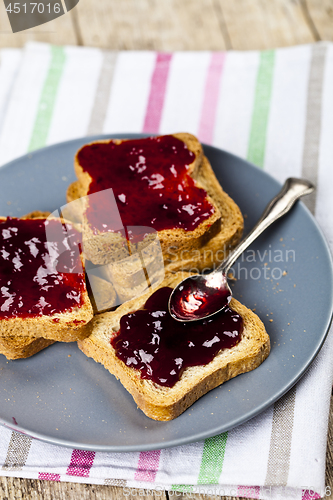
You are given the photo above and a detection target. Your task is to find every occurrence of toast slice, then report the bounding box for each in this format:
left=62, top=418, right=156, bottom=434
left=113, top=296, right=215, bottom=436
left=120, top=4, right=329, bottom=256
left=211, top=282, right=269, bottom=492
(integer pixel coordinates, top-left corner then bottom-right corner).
left=67, top=133, right=243, bottom=303
left=0, top=215, right=94, bottom=342
left=67, top=154, right=243, bottom=273
left=67, top=133, right=242, bottom=268
left=78, top=272, right=270, bottom=421
left=0, top=335, right=55, bottom=360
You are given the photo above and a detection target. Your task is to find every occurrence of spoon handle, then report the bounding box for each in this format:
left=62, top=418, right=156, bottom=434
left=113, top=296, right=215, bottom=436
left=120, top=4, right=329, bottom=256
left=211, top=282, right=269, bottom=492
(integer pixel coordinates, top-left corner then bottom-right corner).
left=216, top=177, right=314, bottom=275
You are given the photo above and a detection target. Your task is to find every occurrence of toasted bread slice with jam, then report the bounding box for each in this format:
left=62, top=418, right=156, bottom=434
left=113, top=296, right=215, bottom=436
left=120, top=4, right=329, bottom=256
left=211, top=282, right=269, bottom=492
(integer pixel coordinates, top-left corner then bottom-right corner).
left=67, top=133, right=243, bottom=269
left=0, top=215, right=93, bottom=343
left=78, top=272, right=270, bottom=421
left=67, top=133, right=243, bottom=303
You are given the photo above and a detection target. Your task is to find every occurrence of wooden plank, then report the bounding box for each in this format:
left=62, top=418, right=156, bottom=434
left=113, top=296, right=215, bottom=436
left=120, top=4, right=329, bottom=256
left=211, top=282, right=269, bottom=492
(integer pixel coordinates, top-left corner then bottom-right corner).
left=216, top=0, right=315, bottom=49
left=304, top=0, right=333, bottom=41
left=0, top=477, right=168, bottom=500
left=325, top=395, right=333, bottom=500
left=74, top=0, right=227, bottom=50
left=0, top=3, right=77, bottom=48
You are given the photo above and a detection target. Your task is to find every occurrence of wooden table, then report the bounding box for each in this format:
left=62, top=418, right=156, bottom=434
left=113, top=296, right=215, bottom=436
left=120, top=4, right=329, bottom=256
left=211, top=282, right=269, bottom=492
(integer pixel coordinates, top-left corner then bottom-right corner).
left=0, top=1, right=332, bottom=499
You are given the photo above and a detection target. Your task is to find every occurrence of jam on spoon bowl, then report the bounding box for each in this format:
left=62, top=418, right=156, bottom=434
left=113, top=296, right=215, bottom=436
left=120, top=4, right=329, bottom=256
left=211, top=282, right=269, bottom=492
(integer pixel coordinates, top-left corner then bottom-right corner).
left=169, top=177, right=314, bottom=322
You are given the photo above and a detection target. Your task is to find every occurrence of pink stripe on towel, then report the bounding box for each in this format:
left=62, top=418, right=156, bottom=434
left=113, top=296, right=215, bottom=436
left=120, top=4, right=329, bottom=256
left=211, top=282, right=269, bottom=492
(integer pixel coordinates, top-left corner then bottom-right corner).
left=237, top=486, right=260, bottom=499
left=302, top=490, right=321, bottom=500
left=198, top=52, right=226, bottom=145
left=38, top=472, right=61, bottom=481
left=66, top=449, right=96, bottom=478
left=134, top=450, right=161, bottom=482
left=143, top=53, right=172, bottom=134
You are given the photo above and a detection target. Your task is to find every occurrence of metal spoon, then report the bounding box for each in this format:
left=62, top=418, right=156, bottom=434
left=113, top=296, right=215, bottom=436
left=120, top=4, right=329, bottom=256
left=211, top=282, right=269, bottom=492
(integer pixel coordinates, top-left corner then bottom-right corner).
left=168, top=177, right=314, bottom=322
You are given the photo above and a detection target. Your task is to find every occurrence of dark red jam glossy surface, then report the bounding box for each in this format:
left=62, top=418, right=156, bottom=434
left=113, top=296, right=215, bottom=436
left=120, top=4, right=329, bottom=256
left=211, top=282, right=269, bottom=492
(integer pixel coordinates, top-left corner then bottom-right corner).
left=0, top=218, right=86, bottom=319
left=77, top=135, right=215, bottom=234
left=111, top=287, right=243, bottom=388
left=169, top=274, right=231, bottom=321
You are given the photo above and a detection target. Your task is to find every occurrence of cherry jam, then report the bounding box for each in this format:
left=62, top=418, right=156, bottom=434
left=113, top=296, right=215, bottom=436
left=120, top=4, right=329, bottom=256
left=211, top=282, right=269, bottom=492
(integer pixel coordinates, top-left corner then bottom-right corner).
left=0, top=218, right=86, bottom=319
left=169, top=274, right=231, bottom=321
left=111, top=287, right=243, bottom=388
left=77, top=135, right=215, bottom=233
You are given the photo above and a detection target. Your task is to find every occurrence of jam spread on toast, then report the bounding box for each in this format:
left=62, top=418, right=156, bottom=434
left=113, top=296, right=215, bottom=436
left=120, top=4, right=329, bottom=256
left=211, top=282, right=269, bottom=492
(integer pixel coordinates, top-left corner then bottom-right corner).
left=0, top=218, right=85, bottom=319
left=77, top=135, right=215, bottom=233
left=111, top=287, right=243, bottom=387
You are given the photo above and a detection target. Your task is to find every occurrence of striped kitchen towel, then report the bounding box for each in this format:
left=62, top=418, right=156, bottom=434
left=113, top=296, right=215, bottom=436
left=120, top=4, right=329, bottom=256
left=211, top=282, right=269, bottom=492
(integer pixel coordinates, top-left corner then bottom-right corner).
left=0, top=42, right=332, bottom=500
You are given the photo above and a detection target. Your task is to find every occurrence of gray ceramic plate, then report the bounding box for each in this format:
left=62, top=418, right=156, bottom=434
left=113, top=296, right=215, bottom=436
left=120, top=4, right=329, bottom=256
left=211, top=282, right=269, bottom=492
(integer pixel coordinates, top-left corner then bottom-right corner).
left=0, top=134, right=332, bottom=452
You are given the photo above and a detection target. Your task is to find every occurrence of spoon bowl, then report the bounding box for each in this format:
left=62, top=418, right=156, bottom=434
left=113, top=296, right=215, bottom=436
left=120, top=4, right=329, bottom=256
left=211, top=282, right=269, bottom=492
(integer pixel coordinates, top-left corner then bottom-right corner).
left=169, top=177, right=315, bottom=322
left=169, top=273, right=232, bottom=321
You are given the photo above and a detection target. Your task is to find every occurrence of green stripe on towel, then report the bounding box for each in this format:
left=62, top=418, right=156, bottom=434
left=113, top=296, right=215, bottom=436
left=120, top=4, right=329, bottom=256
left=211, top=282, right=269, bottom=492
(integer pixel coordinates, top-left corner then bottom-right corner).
left=171, top=485, right=194, bottom=493
left=28, top=46, right=66, bottom=151
left=247, top=50, right=275, bottom=168
left=171, top=433, right=228, bottom=490
left=197, top=432, right=228, bottom=484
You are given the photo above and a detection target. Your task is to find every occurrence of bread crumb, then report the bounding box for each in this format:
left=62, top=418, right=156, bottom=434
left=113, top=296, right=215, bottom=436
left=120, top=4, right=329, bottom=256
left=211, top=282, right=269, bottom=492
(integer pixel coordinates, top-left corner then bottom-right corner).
left=294, top=284, right=296, bottom=288
left=280, top=238, right=283, bottom=241
left=68, top=355, right=71, bottom=357
left=269, top=319, right=273, bottom=322
left=282, top=271, right=287, bottom=276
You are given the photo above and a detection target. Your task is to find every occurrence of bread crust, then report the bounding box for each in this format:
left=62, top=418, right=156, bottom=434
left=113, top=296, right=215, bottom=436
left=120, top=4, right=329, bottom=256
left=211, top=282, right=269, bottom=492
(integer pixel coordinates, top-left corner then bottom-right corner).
left=0, top=335, right=55, bottom=360
left=78, top=273, right=270, bottom=421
